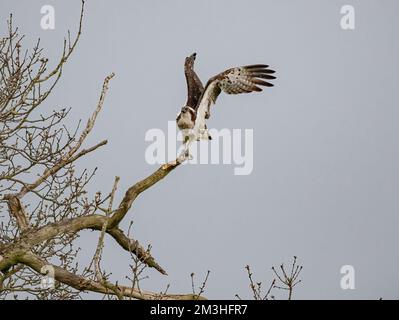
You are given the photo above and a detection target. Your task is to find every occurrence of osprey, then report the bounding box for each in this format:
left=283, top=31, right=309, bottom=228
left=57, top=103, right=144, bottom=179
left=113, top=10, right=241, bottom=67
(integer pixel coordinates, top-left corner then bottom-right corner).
left=176, top=53, right=276, bottom=153
left=176, top=53, right=205, bottom=133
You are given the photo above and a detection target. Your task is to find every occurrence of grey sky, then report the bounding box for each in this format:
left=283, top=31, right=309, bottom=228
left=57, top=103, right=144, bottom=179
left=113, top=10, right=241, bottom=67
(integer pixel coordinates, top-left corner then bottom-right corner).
left=1, top=0, right=399, bottom=299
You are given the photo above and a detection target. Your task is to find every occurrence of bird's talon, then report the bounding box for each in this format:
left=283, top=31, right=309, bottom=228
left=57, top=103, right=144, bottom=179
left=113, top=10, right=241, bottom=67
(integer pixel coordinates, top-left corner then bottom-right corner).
left=184, top=149, right=193, bottom=160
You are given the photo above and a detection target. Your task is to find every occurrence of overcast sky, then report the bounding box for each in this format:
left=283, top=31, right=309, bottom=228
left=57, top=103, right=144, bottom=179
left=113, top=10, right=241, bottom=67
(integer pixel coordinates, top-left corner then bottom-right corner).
left=1, top=0, right=399, bottom=299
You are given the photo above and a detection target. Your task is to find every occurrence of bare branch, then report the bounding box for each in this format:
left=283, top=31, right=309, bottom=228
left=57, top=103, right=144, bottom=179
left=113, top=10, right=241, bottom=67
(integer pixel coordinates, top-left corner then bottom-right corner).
left=17, top=74, right=114, bottom=198
left=0, top=1, right=202, bottom=300
left=0, top=213, right=166, bottom=275
left=19, top=251, right=205, bottom=300
left=92, top=176, right=119, bottom=281
left=109, top=155, right=188, bottom=228
left=3, top=194, right=29, bottom=231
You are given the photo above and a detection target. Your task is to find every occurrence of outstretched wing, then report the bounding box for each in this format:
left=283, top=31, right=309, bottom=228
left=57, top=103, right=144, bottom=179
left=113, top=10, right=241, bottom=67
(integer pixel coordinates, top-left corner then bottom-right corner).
left=205, top=64, right=276, bottom=105
left=192, top=64, right=276, bottom=138
left=184, top=53, right=204, bottom=110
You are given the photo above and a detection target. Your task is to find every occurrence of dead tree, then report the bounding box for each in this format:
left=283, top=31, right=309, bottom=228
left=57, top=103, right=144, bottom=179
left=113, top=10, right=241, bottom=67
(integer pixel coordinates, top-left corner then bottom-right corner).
left=0, top=1, right=199, bottom=300
left=237, top=257, right=303, bottom=300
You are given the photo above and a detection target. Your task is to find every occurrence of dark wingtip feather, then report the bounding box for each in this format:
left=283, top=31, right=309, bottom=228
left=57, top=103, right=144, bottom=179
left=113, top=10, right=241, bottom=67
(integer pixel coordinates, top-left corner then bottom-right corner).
left=252, top=68, right=276, bottom=73
left=254, top=79, right=274, bottom=87
left=252, top=73, right=276, bottom=80
left=252, top=79, right=272, bottom=86
left=245, top=64, right=269, bottom=69
left=250, top=68, right=276, bottom=74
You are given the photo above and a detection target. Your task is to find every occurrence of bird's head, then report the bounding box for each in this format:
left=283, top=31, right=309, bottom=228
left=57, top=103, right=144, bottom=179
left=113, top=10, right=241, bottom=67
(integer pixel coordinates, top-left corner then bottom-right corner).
left=180, top=106, right=190, bottom=114
left=180, top=106, right=196, bottom=117
left=176, top=106, right=196, bottom=130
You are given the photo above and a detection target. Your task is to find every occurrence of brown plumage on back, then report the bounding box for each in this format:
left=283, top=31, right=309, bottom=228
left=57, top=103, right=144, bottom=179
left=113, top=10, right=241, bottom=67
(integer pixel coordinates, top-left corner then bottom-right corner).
left=184, top=53, right=204, bottom=110
left=176, top=53, right=204, bottom=133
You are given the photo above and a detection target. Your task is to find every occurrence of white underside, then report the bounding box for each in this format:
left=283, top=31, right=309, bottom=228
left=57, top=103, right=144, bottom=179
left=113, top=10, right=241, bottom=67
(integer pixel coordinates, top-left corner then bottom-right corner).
left=193, top=84, right=215, bottom=139
left=180, top=83, right=215, bottom=154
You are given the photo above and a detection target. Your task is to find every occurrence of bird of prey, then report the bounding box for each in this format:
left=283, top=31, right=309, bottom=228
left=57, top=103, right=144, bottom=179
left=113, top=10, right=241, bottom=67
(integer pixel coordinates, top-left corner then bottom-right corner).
left=176, top=53, right=276, bottom=154
left=176, top=53, right=204, bottom=132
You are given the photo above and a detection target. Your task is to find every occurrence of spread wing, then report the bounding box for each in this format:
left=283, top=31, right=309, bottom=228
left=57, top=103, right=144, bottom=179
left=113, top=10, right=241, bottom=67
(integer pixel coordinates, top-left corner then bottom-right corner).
left=192, top=64, right=275, bottom=137
left=184, top=53, right=204, bottom=110
left=205, top=64, right=276, bottom=106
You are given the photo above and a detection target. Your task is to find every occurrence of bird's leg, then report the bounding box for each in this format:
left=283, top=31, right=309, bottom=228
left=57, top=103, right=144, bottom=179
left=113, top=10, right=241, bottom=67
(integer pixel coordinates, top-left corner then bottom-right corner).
left=179, top=135, right=193, bottom=161
left=184, top=138, right=193, bottom=160
left=204, top=124, right=212, bottom=140
left=198, top=126, right=212, bottom=141
left=205, top=105, right=211, bottom=119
